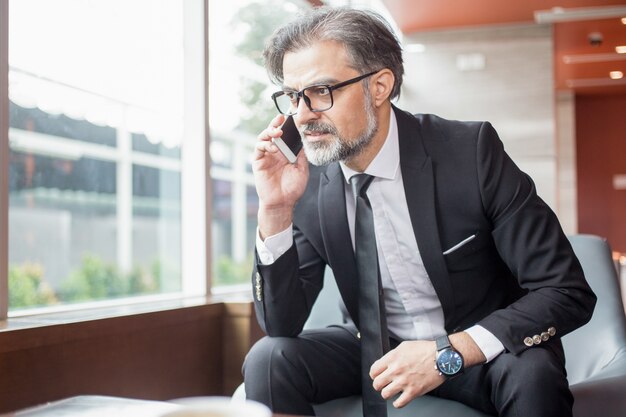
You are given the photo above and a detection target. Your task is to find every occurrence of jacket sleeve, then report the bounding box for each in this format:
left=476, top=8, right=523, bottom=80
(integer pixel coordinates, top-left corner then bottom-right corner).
left=474, top=122, right=596, bottom=354
left=251, top=224, right=326, bottom=337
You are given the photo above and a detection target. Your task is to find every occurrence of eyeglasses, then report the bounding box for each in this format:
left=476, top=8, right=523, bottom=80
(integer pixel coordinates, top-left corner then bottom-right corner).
left=271, top=70, right=379, bottom=116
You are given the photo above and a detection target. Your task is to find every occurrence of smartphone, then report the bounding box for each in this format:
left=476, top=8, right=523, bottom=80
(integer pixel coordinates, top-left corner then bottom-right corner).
left=272, top=115, right=303, bottom=164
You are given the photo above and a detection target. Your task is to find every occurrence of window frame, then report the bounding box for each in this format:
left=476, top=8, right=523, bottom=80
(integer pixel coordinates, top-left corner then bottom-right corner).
left=0, top=0, right=211, bottom=319
left=1, top=0, right=9, bottom=319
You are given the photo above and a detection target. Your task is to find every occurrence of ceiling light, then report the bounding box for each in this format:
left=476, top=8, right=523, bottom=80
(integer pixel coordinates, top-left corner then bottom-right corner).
left=535, top=6, right=626, bottom=23
left=610, top=71, right=624, bottom=79
left=616, top=46, right=626, bottom=54
left=622, top=17, right=626, bottom=24
left=405, top=43, right=425, bottom=53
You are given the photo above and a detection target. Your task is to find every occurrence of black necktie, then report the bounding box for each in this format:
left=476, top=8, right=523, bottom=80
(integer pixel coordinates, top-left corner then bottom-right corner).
left=351, top=174, right=389, bottom=417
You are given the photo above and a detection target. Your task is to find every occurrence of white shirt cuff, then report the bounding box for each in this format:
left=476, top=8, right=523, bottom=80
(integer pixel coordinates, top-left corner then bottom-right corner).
left=256, top=225, right=294, bottom=265
left=465, top=325, right=505, bottom=363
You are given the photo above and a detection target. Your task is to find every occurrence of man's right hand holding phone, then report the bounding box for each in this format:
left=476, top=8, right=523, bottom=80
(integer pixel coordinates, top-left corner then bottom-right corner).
left=253, top=114, right=308, bottom=240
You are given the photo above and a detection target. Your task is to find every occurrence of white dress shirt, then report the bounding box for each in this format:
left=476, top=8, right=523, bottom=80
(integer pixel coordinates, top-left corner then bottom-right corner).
left=256, top=111, right=504, bottom=362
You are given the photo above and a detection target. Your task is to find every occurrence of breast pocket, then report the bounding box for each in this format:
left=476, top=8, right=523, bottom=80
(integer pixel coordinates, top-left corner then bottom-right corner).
left=443, top=231, right=492, bottom=272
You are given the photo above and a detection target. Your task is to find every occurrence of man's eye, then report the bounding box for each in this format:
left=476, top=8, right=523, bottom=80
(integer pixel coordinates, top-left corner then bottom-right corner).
left=310, top=86, right=330, bottom=96
left=285, top=92, right=298, bottom=102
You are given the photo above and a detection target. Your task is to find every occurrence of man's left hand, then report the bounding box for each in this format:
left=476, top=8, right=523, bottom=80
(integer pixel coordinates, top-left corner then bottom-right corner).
left=370, top=332, right=486, bottom=408
left=369, top=340, right=445, bottom=408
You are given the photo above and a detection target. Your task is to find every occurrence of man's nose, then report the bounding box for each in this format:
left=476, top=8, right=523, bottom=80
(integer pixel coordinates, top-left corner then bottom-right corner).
left=294, top=97, right=320, bottom=126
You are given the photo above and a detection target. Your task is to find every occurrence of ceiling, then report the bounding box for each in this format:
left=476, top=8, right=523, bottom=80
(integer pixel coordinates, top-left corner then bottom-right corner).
left=379, top=0, right=626, bottom=95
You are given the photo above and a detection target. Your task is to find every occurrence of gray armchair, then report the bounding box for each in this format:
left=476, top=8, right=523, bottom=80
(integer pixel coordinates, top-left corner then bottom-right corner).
left=565, top=235, right=626, bottom=416
left=237, top=234, right=626, bottom=416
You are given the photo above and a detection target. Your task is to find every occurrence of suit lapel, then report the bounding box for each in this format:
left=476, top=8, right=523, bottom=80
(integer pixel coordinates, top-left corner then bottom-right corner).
left=395, top=107, right=455, bottom=327
left=319, top=163, right=360, bottom=327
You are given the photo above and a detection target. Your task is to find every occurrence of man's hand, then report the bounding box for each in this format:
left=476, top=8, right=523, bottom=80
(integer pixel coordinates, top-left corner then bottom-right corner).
left=370, top=332, right=486, bottom=409
left=253, top=114, right=309, bottom=238
left=370, top=340, right=444, bottom=408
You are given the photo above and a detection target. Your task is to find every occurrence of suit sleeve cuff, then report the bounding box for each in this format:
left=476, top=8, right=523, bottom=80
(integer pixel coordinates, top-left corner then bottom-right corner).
left=465, top=325, right=505, bottom=363
left=256, top=225, right=294, bottom=265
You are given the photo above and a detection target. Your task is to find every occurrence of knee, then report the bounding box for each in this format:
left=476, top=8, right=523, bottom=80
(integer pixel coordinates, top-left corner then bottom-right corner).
left=492, top=346, right=569, bottom=393
left=243, top=336, right=301, bottom=381
left=488, top=346, right=573, bottom=416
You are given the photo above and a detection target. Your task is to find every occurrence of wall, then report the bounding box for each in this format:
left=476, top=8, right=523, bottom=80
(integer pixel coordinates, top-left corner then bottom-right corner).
left=399, top=24, right=569, bottom=220
left=576, top=93, right=626, bottom=253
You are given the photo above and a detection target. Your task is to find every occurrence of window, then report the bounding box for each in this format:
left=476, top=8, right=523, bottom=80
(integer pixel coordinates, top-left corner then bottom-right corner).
left=2, top=0, right=207, bottom=315
left=208, top=0, right=309, bottom=290
left=0, top=0, right=315, bottom=316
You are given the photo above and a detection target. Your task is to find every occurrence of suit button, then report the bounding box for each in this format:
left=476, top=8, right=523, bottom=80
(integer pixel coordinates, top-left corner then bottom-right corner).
left=255, top=272, right=262, bottom=301
left=524, top=337, right=534, bottom=346
left=548, top=327, right=556, bottom=337
left=541, top=332, right=550, bottom=341
left=357, top=332, right=361, bottom=339
left=533, top=335, right=542, bottom=344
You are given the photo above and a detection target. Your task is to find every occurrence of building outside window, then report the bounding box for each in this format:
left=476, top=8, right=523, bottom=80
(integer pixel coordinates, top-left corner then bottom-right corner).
left=4, top=0, right=206, bottom=314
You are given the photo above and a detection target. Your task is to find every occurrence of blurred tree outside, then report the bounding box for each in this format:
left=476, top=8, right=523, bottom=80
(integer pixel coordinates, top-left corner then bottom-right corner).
left=8, top=263, right=57, bottom=308
left=214, top=254, right=254, bottom=287
left=210, top=0, right=305, bottom=288
left=9, top=255, right=171, bottom=309
left=230, top=0, right=302, bottom=135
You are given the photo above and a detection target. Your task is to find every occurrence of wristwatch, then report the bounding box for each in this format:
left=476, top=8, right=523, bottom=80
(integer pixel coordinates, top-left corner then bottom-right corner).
left=435, top=335, right=464, bottom=377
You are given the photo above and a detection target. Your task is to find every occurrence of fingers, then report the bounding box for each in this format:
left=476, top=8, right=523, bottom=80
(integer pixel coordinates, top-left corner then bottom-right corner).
left=372, top=368, right=392, bottom=392
left=392, top=390, right=415, bottom=409
left=254, top=114, right=287, bottom=161
left=253, top=139, right=279, bottom=161
left=369, top=354, right=389, bottom=380
left=381, top=379, right=404, bottom=402
left=258, top=114, right=286, bottom=142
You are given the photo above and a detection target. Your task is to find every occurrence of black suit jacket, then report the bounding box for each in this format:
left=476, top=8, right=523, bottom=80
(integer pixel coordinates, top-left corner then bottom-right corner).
left=252, top=106, right=596, bottom=355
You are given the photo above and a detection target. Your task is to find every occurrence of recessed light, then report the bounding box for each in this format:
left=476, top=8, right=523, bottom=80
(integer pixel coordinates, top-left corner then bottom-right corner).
left=617, top=45, right=626, bottom=54
left=610, top=71, right=624, bottom=79
left=622, top=17, right=626, bottom=24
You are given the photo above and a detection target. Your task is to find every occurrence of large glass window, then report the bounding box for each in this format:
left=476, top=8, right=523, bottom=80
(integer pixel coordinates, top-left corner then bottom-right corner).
left=6, top=0, right=206, bottom=313
left=208, top=0, right=308, bottom=290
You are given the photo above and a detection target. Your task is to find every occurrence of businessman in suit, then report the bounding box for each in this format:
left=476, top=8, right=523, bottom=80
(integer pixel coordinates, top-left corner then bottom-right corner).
left=243, top=7, right=596, bottom=417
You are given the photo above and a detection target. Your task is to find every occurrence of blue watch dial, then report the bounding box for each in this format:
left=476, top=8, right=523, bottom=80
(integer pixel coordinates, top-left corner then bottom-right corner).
left=436, top=348, right=464, bottom=376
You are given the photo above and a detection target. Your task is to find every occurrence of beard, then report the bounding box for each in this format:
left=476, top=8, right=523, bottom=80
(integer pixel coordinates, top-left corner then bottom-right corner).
left=298, top=91, right=378, bottom=166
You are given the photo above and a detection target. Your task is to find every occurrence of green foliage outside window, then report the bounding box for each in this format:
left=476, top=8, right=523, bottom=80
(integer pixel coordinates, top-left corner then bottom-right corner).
left=230, top=0, right=300, bottom=135
left=213, top=254, right=254, bottom=287
left=9, top=263, right=57, bottom=308
left=9, top=255, right=173, bottom=309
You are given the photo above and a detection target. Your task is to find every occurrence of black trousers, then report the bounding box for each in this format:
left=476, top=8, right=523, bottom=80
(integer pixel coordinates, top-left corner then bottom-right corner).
left=242, top=325, right=573, bottom=417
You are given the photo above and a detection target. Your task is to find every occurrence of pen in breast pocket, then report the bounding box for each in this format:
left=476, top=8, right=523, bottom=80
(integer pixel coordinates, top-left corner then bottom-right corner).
left=443, top=234, right=477, bottom=255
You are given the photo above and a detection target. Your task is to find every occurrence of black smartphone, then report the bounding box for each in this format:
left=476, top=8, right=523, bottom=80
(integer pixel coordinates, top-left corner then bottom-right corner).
left=272, top=115, right=303, bottom=163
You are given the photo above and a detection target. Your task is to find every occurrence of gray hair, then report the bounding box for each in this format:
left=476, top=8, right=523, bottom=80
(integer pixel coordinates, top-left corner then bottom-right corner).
left=263, top=7, right=404, bottom=100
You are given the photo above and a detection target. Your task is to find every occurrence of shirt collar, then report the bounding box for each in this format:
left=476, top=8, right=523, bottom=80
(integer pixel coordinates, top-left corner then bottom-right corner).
left=340, top=109, right=399, bottom=184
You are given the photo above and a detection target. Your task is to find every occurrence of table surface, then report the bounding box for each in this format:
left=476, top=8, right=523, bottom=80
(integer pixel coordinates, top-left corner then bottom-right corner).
left=0, top=395, right=299, bottom=417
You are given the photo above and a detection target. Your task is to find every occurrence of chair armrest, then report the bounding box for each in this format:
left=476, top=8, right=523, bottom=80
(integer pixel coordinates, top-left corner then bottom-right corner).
left=571, top=374, right=626, bottom=417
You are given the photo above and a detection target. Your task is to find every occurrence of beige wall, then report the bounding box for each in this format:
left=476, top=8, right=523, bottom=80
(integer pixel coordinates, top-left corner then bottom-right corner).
left=397, top=23, right=577, bottom=232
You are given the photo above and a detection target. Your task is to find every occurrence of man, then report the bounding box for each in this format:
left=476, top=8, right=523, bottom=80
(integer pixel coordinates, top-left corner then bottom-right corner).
left=244, top=6, right=596, bottom=417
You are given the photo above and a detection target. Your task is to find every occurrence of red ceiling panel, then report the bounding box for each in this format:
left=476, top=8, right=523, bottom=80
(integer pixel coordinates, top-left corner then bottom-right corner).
left=379, top=0, right=626, bottom=94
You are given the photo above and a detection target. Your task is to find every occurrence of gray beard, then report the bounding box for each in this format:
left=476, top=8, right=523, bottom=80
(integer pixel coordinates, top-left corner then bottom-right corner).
left=298, top=95, right=378, bottom=167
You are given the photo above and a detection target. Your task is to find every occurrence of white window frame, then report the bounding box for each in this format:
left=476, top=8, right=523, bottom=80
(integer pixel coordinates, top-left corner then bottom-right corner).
left=1, top=0, right=9, bottom=319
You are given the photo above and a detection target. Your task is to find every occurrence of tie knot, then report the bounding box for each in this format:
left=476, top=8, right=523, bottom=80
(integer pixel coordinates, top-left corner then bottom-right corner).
left=351, top=174, right=374, bottom=199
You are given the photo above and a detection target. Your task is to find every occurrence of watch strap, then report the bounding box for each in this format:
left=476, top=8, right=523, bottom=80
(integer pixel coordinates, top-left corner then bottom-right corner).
left=436, top=335, right=451, bottom=352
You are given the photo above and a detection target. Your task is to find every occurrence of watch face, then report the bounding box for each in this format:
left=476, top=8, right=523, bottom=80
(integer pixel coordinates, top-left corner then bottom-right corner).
left=436, top=348, right=464, bottom=376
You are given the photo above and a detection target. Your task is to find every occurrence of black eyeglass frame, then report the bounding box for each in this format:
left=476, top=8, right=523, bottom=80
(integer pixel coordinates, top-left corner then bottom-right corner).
left=271, top=70, right=379, bottom=115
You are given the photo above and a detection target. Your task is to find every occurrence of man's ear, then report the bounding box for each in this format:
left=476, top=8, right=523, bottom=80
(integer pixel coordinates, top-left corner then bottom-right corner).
left=371, top=69, right=395, bottom=106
